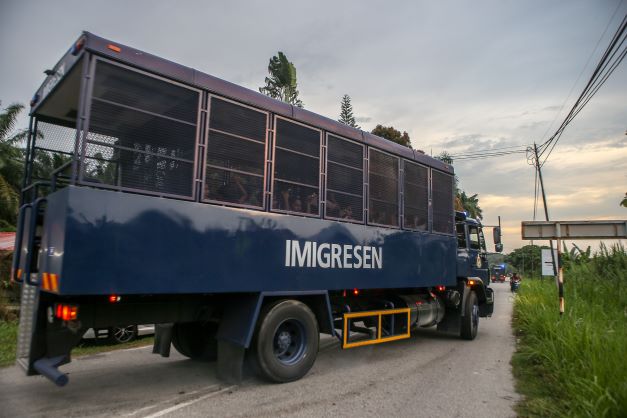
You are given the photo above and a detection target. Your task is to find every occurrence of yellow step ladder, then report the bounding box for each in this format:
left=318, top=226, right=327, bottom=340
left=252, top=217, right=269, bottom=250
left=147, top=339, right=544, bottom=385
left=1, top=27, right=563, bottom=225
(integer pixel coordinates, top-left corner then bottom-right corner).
left=342, top=308, right=411, bottom=349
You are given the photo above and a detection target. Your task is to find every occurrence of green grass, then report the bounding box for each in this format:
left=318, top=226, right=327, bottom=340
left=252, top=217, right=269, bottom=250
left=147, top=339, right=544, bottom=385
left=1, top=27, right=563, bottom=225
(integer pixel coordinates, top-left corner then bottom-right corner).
left=512, top=245, right=627, bottom=417
left=0, top=320, right=18, bottom=367
left=0, top=319, right=153, bottom=367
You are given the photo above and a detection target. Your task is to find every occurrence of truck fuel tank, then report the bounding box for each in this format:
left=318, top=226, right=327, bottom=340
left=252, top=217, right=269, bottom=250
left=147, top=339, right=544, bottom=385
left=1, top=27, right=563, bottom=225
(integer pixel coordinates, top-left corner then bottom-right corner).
left=398, top=294, right=445, bottom=328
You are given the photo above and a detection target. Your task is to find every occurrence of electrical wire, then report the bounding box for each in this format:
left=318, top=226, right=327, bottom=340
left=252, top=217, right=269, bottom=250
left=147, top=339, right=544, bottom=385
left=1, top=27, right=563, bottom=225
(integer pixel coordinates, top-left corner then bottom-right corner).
left=448, top=144, right=529, bottom=160
left=537, top=12, right=627, bottom=165
left=541, top=42, right=626, bottom=165
left=539, top=0, right=626, bottom=145
left=450, top=149, right=527, bottom=161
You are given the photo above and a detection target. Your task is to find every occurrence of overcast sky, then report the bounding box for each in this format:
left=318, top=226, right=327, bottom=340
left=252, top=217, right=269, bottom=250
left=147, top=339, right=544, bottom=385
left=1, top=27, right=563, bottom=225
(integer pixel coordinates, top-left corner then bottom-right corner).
left=1, top=0, right=625, bottom=254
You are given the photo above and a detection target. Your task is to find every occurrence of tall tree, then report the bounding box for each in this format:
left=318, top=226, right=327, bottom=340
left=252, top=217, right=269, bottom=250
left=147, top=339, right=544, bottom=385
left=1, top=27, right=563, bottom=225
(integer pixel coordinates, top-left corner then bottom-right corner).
left=458, top=191, right=483, bottom=220
left=436, top=151, right=453, bottom=165
left=434, top=151, right=484, bottom=218
left=505, top=244, right=548, bottom=275
left=371, top=124, right=411, bottom=148
left=0, top=102, right=27, bottom=230
left=338, top=94, right=360, bottom=128
left=259, top=52, right=304, bottom=108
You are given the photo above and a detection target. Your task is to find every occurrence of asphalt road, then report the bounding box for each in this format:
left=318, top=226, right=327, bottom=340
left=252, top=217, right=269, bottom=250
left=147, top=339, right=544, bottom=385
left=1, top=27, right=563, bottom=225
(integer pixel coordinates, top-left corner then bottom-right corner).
left=0, top=283, right=519, bottom=417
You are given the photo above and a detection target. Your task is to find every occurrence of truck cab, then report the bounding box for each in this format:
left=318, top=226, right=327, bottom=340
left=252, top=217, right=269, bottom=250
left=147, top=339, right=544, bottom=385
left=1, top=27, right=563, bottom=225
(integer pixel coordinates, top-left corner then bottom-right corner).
left=455, top=211, right=500, bottom=318
left=456, top=212, right=489, bottom=283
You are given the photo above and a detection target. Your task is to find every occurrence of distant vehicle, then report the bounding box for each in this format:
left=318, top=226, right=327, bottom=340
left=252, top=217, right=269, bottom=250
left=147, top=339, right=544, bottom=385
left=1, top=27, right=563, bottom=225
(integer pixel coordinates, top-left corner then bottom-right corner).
left=491, top=265, right=506, bottom=283
left=13, top=32, right=503, bottom=387
left=83, top=325, right=155, bottom=344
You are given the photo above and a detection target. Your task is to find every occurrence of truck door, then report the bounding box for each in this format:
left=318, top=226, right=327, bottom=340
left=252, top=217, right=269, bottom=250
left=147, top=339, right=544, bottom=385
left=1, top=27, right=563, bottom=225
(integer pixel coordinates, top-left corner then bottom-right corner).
left=467, top=225, right=489, bottom=283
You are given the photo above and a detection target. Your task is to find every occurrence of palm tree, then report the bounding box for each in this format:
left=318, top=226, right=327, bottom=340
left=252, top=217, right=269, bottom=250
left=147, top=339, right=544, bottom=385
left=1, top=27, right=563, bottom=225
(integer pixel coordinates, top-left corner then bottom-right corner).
left=0, top=102, right=27, bottom=230
left=259, top=52, right=304, bottom=107
left=458, top=191, right=483, bottom=220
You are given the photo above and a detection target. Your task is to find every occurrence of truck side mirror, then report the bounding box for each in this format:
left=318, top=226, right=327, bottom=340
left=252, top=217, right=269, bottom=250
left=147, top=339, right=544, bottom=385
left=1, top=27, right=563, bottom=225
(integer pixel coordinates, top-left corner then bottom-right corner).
left=495, top=243, right=503, bottom=253
left=493, top=227, right=501, bottom=244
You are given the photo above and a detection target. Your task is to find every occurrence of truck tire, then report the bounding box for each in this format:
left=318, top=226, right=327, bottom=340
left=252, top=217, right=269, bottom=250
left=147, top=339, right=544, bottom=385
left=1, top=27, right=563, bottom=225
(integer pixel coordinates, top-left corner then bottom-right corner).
left=171, top=322, right=218, bottom=361
left=460, top=291, right=479, bottom=340
left=251, top=300, right=319, bottom=383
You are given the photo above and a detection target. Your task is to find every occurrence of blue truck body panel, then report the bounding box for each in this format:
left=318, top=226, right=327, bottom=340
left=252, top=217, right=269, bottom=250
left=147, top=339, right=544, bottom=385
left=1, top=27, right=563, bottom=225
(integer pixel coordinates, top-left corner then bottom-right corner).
left=40, top=187, right=457, bottom=295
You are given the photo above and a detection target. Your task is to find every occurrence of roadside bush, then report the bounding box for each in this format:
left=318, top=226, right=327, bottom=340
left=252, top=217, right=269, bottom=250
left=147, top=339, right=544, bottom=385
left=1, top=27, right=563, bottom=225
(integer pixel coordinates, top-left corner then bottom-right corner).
left=0, top=250, right=20, bottom=321
left=513, top=244, right=627, bottom=417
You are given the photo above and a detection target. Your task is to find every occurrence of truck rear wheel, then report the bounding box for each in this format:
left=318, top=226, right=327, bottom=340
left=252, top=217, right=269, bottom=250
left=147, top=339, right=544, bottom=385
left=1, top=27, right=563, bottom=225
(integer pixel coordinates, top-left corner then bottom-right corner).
left=460, top=291, right=479, bottom=340
left=251, top=300, right=319, bottom=383
left=171, top=322, right=218, bottom=361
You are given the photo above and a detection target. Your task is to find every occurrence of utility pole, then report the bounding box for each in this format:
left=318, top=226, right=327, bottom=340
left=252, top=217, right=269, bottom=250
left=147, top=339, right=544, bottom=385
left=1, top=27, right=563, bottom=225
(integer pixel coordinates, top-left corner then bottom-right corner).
left=533, top=143, right=563, bottom=314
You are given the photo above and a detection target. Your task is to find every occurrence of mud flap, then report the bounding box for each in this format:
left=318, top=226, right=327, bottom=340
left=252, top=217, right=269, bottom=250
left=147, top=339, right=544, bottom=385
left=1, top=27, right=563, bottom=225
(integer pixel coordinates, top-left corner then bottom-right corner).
left=215, top=294, right=264, bottom=384
left=479, top=287, right=494, bottom=317
left=217, top=340, right=246, bottom=384
left=152, top=323, right=173, bottom=357
left=436, top=308, right=461, bottom=334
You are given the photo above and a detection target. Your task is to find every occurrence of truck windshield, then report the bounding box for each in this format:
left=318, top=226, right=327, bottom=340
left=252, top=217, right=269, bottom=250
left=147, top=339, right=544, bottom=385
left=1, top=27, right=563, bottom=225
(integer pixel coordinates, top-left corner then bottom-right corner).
left=468, top=225, right=480, bottom=250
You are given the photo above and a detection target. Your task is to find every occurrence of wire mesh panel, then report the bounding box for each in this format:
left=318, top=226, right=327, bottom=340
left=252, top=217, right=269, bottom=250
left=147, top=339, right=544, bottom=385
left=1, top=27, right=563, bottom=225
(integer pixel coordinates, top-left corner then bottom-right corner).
left=204, top=97, right=267, bottom=207
left=326, top=135, right=363, bottom=221
left=369, top=149, right=399, bottom=227
left=27, top=121, right=77, bottom=199
left=84, top=60, right=199, bottom=198
left=403, top=160, right=429, bottom=231
left=273, top=118, right=320, bottom=215
left=432, top=170, right=454, bottom=234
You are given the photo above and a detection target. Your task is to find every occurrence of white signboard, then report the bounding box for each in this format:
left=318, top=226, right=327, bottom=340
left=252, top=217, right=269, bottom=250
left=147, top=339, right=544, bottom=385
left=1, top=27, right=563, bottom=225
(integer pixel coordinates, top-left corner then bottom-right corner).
left=541, top=249, right=559, bottom=276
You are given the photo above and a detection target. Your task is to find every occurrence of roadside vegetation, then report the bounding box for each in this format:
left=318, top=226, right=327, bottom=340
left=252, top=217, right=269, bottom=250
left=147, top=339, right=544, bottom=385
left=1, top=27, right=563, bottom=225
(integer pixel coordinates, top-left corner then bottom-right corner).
left=512, top=244, right=627, bottom=417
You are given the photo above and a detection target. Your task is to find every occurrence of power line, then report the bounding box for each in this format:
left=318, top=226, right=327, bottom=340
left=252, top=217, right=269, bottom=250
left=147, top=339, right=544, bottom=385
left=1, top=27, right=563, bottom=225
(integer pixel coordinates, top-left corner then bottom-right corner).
left=539, top=0, right=626, bottom=145
left=448, top=143, right=528, bottom=157
left=451, top=149, right=527, bottom=161
left=448, top=144, right=529, bottom=161
left=538, top=12, right=627, bottom=165
left=541, top=43, right=626, bottom=165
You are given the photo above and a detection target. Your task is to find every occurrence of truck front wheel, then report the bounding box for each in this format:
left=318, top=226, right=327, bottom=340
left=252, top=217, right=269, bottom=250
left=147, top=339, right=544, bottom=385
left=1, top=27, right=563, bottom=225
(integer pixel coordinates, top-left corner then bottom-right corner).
left=460, top=291, right=479, bottom=340
left=251, top=300, right=319, bottom=382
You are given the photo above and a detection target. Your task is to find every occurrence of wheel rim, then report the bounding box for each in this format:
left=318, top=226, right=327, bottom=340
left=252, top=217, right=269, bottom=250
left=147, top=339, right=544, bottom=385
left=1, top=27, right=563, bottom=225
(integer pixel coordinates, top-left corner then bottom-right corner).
left=273, top=319, right=306, bottom=365
left=113, top=326, right=135, bottom=343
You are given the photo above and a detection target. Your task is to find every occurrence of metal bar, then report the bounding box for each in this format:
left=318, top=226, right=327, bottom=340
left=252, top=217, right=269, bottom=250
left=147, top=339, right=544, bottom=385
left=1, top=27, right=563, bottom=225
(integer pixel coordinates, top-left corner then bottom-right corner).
left=557, top=237, right=564, bottom=314
left=11, top=204, right=32, bottom=282
left=72, top=54, right=91, bottom=185
left=91, top=97, right=198, bottom=127
left=521, top=220, right=627, bottom=239
left=23, top=198, right=47, bottom=286
left=20, top=117, right=35, bottom=203
left=85, top=140, right=194, bottom=163
left=342, top=308, right=411, bottom=349
left=533, top=143, right=558, bottom=277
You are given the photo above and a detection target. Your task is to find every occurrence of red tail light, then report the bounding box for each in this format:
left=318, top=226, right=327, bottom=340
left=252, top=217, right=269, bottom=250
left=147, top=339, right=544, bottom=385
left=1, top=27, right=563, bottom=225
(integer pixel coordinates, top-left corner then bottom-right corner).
left=54, top=304, right=78, bottom=321
left=436, top=285, right=446, bottom=292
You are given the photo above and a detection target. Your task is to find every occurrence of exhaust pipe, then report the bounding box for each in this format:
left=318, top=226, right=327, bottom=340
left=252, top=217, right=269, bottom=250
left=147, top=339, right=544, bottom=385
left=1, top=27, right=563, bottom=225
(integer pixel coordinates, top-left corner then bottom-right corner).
left=33, top=355, right=69, bottom=387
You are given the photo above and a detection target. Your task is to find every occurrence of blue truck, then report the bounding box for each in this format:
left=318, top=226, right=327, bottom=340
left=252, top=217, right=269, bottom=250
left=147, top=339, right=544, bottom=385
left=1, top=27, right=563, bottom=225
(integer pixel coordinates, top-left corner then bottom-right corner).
left=12, top=32, right=502, bottom=386
left=491, top=265, right=507, bottom=283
